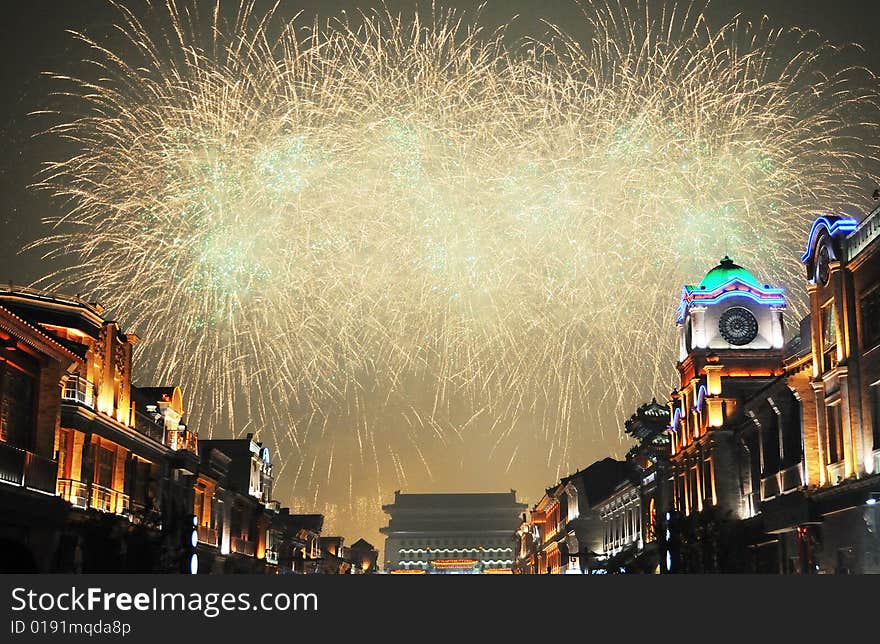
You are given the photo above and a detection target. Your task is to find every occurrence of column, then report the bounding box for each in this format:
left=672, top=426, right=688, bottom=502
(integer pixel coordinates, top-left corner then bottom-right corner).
left=811, top=382, right=828, bottom=485
left=837, top=369, right=863, bottom=478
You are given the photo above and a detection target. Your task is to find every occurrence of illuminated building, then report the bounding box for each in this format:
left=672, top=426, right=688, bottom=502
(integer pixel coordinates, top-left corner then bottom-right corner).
left=380, top=491, right=524, bottom=573
left=347, top=538, right=379, bottom=574
left=317, top=536, right=345, bottom=573
left=661, top=206, right=880, bottom=573
left=518, top=204, right=879, bottom=575
left=596, top=480, right=642, bottom=572
left=748, top=209, right=880, bottom=573
left=513, top=513, right=538, bottom=574
left=0, top=285, right=198, bottom=572
left=0, top=302, right=78, bottom=571
left=529, top=484, right=565, bottom=574
left=312, top=536, right=377, bottom=574
left=191, top=443, right=231, bottom=573
left=270, top=511, right=323, bottom=574
left=0, top=285, right=313, bottom=575
left=516, top=459, right=632, bottom=574
left=198, top=435, right=279, bottom=574
left=665, top=257, right=787, bottom=571
left=592, top=400, right=672, bottom=574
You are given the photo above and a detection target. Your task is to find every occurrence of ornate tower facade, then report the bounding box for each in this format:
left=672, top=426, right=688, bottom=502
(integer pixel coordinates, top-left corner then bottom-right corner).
left=800, top=214, right=877, bottom=482
left=669, top=257, right=786, bottom=522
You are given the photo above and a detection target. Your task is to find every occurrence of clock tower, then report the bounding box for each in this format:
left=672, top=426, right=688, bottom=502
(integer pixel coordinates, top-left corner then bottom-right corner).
left=668, top=256, right=786, bottom=524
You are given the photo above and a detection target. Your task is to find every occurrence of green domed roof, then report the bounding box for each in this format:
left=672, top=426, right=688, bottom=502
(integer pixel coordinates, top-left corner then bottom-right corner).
left=698, top=256, right=762, bottom=291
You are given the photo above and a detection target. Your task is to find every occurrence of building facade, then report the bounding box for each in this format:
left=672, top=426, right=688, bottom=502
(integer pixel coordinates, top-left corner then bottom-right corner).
left=0, top=285, right=332, bottom=574
left=515, top=458, right=633, bottom=573
left=381, top=491, right=525, bottom=574
left=519, top=204, right=879, bottom=574
left=665, top=256, right=788, bottom=572
left=0, top=287, right=199, bottom=572
left=664, top=207, right=880, bottom=572
left=751, top=210, right=880, bottom=573
left=0, top=301, right=79, bottom=572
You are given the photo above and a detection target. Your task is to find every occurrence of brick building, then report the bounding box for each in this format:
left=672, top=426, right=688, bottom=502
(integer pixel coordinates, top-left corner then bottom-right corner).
left=0, top=285, right=331, bottom=574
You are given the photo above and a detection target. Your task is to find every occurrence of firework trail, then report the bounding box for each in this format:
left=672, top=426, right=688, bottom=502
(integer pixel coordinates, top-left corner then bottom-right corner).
left=32, top=0, right=880, bottom=536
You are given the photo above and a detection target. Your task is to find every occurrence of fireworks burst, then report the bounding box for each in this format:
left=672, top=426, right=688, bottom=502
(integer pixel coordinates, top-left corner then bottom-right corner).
left=32, top=1, right=879, bottom=535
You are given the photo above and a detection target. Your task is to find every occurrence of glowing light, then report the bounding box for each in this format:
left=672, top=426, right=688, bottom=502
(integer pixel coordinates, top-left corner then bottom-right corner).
left=678, top=279, right=786, bottom=323
left=693, top=385, right=709, bottom=413
left=705, top=365, right=722, bottom=396
left=800, top=216, right=859, bottom=263
left=707, top=399, right=724, bottom=428
left=430, top=559, right=482, bottom=570
left=670, top=407, right=683, bottom=431
left=31, top=1, right=880, bottom=525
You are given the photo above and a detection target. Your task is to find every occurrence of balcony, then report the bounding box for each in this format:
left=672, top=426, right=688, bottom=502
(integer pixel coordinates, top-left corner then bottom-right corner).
left=826, top=461, right=846, bottom=486
left=166, top=427, right=198, bottom=453
left=58, top=479, right=129, bottom=514
left=90, top=483, right=129, bottom=514
left=873, top=450, right=880, bottom=477
left=57, top=478, right=89, bottom=508
left=760, top=463, right=804, bottom=501
left=265, top=499, right=281, bottom=512
left=0, top=442, right=58, bottom=494
left=62, top=376, right=95, bottom=409
left=265, top=548, right=279, bottom=565
left=197, top=525, right=218, bottom=547
left=230, top=536, right=256, bottom=557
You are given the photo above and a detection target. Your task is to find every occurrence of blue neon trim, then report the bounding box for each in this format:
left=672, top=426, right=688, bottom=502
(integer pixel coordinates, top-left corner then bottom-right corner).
left=670, top=385, right=710, bottom=430
left=677, top=288, right=786, bottom=322
left=694, top=384, right=709, bottom=412
left=670, top=407, right=683, bottom=432
left=800, top=216, right=858, bottom=264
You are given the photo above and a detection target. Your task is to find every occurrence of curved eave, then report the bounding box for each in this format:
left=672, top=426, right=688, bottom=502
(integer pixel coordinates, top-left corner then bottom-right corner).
left=0, top=305, right=83, bottom=365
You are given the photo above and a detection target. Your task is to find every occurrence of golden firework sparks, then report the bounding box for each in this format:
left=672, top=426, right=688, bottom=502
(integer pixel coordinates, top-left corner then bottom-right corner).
left=31, top=1, right=880, bottom=532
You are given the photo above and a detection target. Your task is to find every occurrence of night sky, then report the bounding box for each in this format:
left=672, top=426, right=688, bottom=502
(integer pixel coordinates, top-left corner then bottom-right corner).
left=2, top=0, right=879, bottom=547
left=3, top=1, right=880, bottom=275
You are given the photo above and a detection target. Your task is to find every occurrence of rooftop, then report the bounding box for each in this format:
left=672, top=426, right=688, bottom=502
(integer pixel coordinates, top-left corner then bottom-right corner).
left=388, top=491, right=521, bottom=505
left=697, top=256, right=762, bottom=291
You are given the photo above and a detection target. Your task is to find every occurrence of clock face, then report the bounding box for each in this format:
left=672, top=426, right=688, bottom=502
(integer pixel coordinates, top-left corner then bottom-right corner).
left=816, top=243, right=831, bottom=286
left=719, top=307, right=758, bottom=346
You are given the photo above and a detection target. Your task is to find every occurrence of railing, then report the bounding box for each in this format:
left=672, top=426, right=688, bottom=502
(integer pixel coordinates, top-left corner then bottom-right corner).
left=134, top=415, right=166, bottom=444
left=265, top=499, right=280, bottom=512
left=166, top=428, right=198, bottom=453
left=0, top=441, right=26, bottom=486
left=843, top=205, right=880, bottom=262
left=761, top=474, right=780, bottom=500
left=826, top=461, right=846, bottom=486
left=780, top=463, right=804, bottom=493
left=24, top=452, right=59, bottom=493
left=57, top=478, right=89, bottom=508
left=62, top=376, right=95, bottom=409
left=197, top=525, right=218, bottom=547
left=0, top=442, right=58, bottom=493
left=265, top=548, right=279, bottom=565
left=761, top=463, right=804, bottom=501
left=89, top=483, right=129, bottom=514
left=230, top=537, right=256, bottom=557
